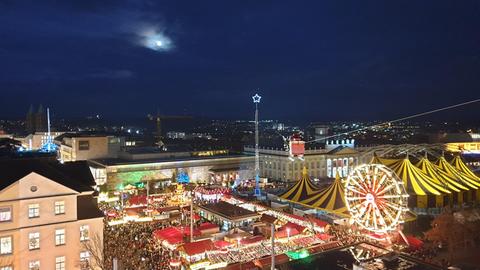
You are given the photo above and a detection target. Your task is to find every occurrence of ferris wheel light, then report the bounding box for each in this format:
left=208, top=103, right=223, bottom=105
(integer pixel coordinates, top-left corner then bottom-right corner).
left=345, top=163, right=408, bottom=234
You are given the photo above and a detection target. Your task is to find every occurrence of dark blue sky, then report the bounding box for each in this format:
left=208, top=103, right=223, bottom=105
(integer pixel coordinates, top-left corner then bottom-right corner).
left=1, top=1, right=479, bottom=121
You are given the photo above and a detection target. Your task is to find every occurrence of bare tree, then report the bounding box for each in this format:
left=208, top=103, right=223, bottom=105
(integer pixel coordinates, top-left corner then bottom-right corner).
left=80, top=232, right=106, bottom=270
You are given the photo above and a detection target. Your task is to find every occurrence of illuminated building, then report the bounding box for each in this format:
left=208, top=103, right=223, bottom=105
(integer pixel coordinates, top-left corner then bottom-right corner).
left=58, top=133, right=125, bottom=162
left=245, top=139, right=371, bottom=182
left=0, top=159, right=103, bottom=270
left=88, top=149, right=254, bottom=191
left=197, top=201, right=261, bottom=231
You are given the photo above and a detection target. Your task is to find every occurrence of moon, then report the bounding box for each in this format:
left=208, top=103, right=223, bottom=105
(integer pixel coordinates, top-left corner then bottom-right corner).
left=139, top=29, right=173, bottom=52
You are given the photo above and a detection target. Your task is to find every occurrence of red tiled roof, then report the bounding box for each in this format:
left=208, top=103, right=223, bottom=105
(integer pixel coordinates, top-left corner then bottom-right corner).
left=182, top=239, right=215, bottom=256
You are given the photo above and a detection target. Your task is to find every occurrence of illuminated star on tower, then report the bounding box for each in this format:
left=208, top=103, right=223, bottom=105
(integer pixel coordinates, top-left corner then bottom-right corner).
left=252, top=93, right=262, bottom=103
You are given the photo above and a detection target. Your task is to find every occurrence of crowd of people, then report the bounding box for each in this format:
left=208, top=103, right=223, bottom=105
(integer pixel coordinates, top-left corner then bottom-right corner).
left=103, top=220, right=182, bottom=270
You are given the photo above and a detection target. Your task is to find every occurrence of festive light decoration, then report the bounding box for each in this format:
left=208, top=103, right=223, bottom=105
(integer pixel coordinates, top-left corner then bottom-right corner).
left=252, top=93, right=261, bottom=103
left=177, top=171, right=190, bottom=184
left=345, top=164, right=409, bottom=234
left=253, top=93, right=262, bottom=196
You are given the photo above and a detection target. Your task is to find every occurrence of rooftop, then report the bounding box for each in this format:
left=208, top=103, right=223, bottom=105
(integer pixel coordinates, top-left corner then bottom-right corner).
left=0, top=158, right=95, bottom=192
left=198, top=201, right=260, bottom=220
left=90, top=152, right=253, bottom=167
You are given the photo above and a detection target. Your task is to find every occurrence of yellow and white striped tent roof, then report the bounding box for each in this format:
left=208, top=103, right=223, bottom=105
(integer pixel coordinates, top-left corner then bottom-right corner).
left=415, top=158, right=469, bottom=192
left=299, top=172, right=349, bottom=217
left=450, top=155, right=480, bottom=181
left=278, top=167, right=320, bottom=202
left=374, top=157, right=451, bottom=196
left=436, top=156, right=480, bottom=189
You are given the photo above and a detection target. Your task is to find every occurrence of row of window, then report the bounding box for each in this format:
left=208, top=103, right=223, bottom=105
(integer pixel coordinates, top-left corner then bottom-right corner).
left=262, top=161, right=326, bottom=170
left=0, top=252, right=90, bottom=270
left=0, top=201, right=65, bottom=222
left=0, top=225, right=89, bottom=254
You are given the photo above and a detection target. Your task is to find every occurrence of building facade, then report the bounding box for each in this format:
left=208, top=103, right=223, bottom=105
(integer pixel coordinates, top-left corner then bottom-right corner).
left=0, top=160, right=104, bottom=270
left=58, top=133, right=125, bottom=162
left=88, top=150, right=255, bottom=191
left=15, top=132, right=65, bottom=151
left=245, top=140, right=372, bottom=182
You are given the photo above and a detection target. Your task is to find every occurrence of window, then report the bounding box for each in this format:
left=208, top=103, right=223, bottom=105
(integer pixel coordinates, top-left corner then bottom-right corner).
left=78, top=140, right=89, bottom=151
left=80, top=251, right=90, bottom=269
left=55, top=229, right=65, bottom=246
left=55, top=201, right=65, bottom=215
left=80, top=225, right=89, bottom=241
left=28, top=232, right=40, bottom=250
left=29, top=260, right=40, bottom=270
left=0, top=266, right=13, bottom=270
left=55, top=256, right=65, bottom=270
left=0, top=207, right=12, bottom=222
left=0, top=236, right=12, bottom=255
left=28, top=204, right=39, bottom=218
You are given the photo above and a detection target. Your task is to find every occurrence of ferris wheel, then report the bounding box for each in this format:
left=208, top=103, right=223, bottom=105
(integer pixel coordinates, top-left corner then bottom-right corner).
left=345, top=164, right=409, bottom=234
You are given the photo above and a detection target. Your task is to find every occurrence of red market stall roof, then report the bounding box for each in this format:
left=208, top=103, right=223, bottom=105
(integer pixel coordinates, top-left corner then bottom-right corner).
left=165, top=236, right=183, bottom=245
left=280, top=222, right=306, bottom=233
left=153, top=227, right=182, bottom=240
left=240, top=235, right=264, bottom=245
left=153, top=226, right=201, bottom=241
left=179, top=226, right=202, bottom=237
left=406, top=236, right=424, bottom=249
left=198, top=222, right=218, bottom=231
left=397, top=235, right=424, bottom=250
left=254, top=254, right=289, bottom=268
left=214, top=240, right=232, bottom=249
left=315, top=233, right=332, bottom=241
left=307, top=217, right=329, bottom=228
left=275, top=228, right=299, bottom=239
left=129, top=195, right=147, bottom=205
left=181, top=239, right=215, bottom=256
left=225, top=261, right=258, bottom=270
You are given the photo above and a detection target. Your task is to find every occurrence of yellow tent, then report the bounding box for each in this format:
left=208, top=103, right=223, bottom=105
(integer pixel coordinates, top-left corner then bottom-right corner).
left=436, top=157, right=480, bottom=189
left=450, top=155, right=480, bottom=181
left=279, top=167, right=320, bottom=203
left=388, top=158, right=451, bottom=196
left=299, top=172, right=349, bottom=217
left=415, top=158, right=469, bottom=192
left=448, top=155, right=480, bottom=203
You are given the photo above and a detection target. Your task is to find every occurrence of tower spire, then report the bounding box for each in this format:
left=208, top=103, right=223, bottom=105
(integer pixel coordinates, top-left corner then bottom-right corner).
left=252, top=93, right=262, bottom=197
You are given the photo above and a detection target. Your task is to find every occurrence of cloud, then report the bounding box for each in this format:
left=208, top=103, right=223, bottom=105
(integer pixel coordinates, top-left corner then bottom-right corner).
left=135, top=25, right=174, bottom=52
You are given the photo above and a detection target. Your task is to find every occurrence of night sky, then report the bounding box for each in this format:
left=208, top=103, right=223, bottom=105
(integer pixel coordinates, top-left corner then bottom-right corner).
left=1, top=1, right=479, bottom=121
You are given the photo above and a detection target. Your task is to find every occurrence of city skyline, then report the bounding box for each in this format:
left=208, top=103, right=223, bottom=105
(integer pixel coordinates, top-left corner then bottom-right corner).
left=1, top=1, right=479, bottom=121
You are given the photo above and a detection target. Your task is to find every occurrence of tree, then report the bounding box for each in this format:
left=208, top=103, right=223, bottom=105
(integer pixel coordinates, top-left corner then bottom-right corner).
left=80, top=232, right=106, bottom=270
left=424, top=210, right=468, bottom=260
